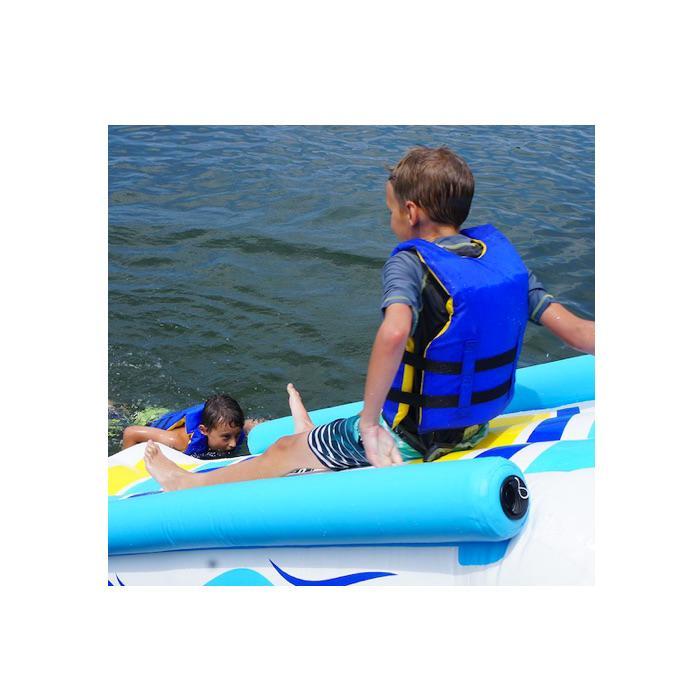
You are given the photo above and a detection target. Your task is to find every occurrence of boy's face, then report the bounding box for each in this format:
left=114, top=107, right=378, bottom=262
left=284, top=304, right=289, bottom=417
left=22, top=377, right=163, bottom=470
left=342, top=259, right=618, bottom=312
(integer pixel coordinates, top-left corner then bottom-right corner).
left=201, top=422, right=242, bottom=451
left=386, top=181, right=413, bottom=241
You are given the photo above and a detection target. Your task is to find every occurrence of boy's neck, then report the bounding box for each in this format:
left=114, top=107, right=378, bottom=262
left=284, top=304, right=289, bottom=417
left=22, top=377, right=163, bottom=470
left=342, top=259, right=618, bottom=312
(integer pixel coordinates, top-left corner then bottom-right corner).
left=412, top=222, right=461, bottom=242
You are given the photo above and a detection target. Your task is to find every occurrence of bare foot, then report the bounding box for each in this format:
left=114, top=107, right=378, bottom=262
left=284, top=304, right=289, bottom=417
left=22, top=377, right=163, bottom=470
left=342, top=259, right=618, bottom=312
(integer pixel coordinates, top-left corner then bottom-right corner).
left=287, top=383, right=315, bottom=433
left=144, top=440, right=193, bottom=492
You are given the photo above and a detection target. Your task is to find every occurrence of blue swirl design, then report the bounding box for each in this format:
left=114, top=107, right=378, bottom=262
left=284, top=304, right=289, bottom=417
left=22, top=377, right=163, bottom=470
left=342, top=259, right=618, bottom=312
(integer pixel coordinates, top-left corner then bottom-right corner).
left=269, top=559, right=395, bottom=586
left=204, top=568, right=273, bottom=586
left=108, top=574, right=125, bottom=586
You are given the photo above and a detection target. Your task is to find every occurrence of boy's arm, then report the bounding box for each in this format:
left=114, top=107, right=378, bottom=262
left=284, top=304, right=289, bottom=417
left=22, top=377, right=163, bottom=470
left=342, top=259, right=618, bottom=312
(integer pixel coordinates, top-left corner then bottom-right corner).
left=539, top=302, right=595, bottom=355
left=122, top=425, right=188, bottom=450
left=359, top=303, right=413, bottom=466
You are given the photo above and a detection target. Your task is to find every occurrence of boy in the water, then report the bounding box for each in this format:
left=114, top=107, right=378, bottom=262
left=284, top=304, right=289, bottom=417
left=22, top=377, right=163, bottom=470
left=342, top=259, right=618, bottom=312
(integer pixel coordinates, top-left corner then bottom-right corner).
left=143, top=146, right=594, bottom=489
left=122, top=393, right=263, bottom=458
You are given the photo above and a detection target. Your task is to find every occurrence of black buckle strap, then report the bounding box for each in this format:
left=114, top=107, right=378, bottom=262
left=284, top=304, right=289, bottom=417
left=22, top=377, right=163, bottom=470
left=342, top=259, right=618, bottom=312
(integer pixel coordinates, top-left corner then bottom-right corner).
left=471, top=376, right=514, bottom=404
left=402, top=351, right=462, bottom=375
left=403, top=345, right=517, bottom=376
left=388, top=375, right=513, bottom=410
left=475, top=346, right=518, bottom=372
left=390, top=344, right=517, bottom=412
left=387, top=389, right=460, bottom=409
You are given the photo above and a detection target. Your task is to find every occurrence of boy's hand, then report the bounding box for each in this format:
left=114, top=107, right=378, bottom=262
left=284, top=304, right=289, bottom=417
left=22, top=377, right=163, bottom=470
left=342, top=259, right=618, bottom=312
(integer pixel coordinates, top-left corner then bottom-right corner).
left=359, top=421, right=402, bottom=467
left=244, top=418, right=265, bottom=433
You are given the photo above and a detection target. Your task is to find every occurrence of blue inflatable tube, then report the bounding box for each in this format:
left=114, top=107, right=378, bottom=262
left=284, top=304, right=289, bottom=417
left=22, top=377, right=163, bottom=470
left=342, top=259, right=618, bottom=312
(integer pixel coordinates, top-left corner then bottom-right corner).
left=504, top=354, right=594, bottom=413
left=108, top=457, right=528, bottom=555
left=248, top=355, right=594, bottom=454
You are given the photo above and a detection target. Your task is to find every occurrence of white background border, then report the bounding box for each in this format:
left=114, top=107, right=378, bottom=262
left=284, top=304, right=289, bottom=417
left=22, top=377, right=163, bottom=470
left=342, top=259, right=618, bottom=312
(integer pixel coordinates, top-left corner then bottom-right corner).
left=3, top=0, right=696, bottom=697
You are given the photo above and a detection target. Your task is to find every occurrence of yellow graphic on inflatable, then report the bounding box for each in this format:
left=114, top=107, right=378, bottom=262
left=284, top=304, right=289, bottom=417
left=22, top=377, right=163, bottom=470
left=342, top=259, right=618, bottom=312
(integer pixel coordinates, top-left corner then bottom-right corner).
left=403, top=409, right=559, bottom=463
left=108, top=445, right=219, bottom=496
left=108, top=460, right=149, bottom=496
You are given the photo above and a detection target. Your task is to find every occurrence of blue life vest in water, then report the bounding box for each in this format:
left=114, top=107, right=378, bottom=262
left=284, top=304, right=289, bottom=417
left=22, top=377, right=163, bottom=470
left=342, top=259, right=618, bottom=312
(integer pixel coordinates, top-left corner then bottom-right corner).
left=382, top=224, right=529, bottom=434
left=147, top=403, right=211, bottom=456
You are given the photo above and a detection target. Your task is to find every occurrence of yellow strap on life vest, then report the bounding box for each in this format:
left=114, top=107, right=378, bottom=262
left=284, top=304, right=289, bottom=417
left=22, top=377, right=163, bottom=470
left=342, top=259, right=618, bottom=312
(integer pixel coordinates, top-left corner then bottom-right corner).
left=415, top=250, right=455, bottom=427
left=392, top=337, right=416, bottom=429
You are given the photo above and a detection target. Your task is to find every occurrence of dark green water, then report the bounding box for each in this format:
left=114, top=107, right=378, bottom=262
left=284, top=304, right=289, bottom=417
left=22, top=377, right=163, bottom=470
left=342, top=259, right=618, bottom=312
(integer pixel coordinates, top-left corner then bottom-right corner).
left=108, top=125, right=594, bottom=455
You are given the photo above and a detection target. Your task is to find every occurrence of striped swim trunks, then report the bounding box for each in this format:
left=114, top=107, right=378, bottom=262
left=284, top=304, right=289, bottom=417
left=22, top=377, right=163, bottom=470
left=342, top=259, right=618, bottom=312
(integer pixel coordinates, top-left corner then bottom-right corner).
left=306, top=414, right=490, bottom=469
left=306, top=415, right=370, bottom=470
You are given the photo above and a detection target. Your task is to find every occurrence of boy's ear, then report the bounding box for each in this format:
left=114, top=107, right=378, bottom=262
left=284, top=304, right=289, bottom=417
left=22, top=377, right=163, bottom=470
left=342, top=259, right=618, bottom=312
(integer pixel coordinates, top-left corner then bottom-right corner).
left=405, top=200, right=419, bottom=225
left=199, top=424, right=209, bottom=436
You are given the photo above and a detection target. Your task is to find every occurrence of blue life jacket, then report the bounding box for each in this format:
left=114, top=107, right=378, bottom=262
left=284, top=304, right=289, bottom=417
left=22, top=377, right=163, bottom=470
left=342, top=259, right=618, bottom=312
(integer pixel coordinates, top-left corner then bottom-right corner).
left=147, top=403, right=211, bottom=456
left=382, top=224, right=529, bottom=435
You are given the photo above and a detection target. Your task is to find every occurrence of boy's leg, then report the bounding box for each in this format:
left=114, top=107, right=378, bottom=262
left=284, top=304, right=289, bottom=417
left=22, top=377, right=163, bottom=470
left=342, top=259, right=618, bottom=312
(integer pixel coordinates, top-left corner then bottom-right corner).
left=287, top=383, right=315, bottom=433
left=144, top=431, right=325, bottom=491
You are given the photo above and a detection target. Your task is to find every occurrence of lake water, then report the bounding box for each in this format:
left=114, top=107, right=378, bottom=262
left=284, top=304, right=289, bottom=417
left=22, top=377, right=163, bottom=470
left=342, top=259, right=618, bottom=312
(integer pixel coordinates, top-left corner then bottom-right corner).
left=108, top=125, right=594, bottom=455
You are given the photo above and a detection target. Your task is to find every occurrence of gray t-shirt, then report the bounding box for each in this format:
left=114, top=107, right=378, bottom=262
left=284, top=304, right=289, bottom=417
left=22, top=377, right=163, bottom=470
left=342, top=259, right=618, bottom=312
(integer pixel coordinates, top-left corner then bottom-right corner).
left=381, top=235, right=555, bottom=333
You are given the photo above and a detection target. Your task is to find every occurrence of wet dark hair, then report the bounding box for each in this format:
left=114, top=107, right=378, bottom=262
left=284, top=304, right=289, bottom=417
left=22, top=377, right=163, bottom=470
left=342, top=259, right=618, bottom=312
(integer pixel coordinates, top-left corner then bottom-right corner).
left=388, top=146, right=475, bottom=227
left=201, top=394, right=244, bottom=430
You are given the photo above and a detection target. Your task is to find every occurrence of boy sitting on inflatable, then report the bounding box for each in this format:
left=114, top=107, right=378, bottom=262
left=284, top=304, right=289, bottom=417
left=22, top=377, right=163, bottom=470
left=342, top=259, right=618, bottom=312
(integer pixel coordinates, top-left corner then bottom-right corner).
left=122, top=394, right=262, bottom=459
left=143, top=146, right=595, bottom=489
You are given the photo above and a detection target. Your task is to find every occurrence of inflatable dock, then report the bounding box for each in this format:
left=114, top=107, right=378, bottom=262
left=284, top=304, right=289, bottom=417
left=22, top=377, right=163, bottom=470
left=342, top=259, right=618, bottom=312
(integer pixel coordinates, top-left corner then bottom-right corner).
left=108, top=355, right=594, bottom=585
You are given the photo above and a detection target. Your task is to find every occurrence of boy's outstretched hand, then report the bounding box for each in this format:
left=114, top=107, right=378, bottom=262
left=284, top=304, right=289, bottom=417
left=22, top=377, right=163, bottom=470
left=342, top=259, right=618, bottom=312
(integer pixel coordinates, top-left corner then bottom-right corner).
left=359, top=422, right=402, bottom=467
